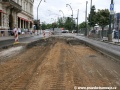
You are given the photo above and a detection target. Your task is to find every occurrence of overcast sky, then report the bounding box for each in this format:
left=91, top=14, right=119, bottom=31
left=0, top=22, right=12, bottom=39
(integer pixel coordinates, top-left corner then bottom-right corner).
left=33, top=0, right=120, bottom=24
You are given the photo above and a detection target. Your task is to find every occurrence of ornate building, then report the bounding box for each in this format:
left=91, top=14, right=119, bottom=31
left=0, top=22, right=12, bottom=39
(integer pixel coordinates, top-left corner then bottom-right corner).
left=0, top=0, right=34, bottom=36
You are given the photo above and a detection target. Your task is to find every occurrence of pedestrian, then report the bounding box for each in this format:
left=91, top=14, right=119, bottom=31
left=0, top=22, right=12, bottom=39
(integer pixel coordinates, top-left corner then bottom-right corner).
left=18, top=28, right=21, bottom=35
left=112, top=29, right=115, bottom=39
left=13, top=27, right=18, bottom=37
left=114, top=29, right=118, bottom=39
left=8, top=28, right=11, bottom=36
left=30, top=30, right=32, bottom=36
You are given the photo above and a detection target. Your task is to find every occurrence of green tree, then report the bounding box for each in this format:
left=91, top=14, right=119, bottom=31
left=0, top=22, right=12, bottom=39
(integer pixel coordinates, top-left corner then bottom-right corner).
left=52, top=22, right=58, bottom=31
left=79, top=22, right=90, bottom=34
left=79, top=22, right=86, bottom=29
left=96, top=9, right=110, bottom=38
left=41, top=22, right=46, bottom=30
left=88, top=5, right=97, bottom=28
left=46, top=24, right=52, bottom=29
left=57, top=17, right=64, bottom=28
left=64, top=17, right=76, bottom=31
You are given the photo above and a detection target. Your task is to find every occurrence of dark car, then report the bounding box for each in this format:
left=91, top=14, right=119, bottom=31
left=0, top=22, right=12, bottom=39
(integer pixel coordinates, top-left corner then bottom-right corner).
left=72, top=30, right=77, bottom=33
left=62, top=30, right=69, bottom=33
left=9, top=30, right=14, bottom=36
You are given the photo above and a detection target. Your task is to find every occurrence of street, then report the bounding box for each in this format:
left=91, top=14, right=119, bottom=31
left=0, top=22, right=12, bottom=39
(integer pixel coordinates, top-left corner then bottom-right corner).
left=0, top=37, right=120, bottom=90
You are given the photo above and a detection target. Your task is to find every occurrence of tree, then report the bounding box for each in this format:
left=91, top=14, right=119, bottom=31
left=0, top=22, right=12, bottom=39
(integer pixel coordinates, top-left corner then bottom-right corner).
left=57, top=17, right=64, bottom=28
left=52, top=22, right=57, bottom=31
left=79, top=22, right=86, bottom=29
left=41, top=22, right=46, bottom=30
left=64, top=17, right=76, bottom=31
left=96, top=9, right=110, bottom=38
left=88, top=5, right=97, bottom=28
left=79, top=22, right=90, bottom=34
left=46, top=24, right=52, bottom=29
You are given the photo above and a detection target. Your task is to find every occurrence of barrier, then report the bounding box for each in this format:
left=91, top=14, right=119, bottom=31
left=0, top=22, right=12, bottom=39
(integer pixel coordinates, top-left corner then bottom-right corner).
left=14, top=28, right=19, bottom=44
left=49, top=31, right=51, bottom=37
left=43, top=30, right=46, bottom=40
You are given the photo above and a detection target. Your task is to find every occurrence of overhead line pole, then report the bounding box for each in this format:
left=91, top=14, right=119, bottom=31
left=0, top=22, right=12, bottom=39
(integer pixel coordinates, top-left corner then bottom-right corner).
left=108, top=0, right=113, bottom=42
left=85, top=1, right=88, bottom=36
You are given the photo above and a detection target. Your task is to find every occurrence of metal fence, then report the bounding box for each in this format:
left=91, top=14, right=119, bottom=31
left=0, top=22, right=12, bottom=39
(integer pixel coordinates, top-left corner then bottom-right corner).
left=78, top=28, right=120, bottom=39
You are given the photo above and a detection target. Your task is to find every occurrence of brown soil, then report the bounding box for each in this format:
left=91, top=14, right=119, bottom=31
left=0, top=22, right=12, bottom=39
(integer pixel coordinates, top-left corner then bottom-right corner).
left=0, top=37, right=120, bottom=90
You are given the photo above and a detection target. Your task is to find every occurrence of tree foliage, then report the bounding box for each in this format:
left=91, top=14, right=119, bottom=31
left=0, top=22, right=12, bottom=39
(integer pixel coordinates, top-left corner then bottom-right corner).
left=57, top=17, right=64, bottom=28
left=64, top=17, right=76, bottom=30
left=41, top=22, right=46, bottom=30
left=96, top=9, right=110, bottom=38
left=96, top=9, right=110, bottom=27
left=88, top=5, right=97, bottom=27
left=79, top=22, right=86, bottom=29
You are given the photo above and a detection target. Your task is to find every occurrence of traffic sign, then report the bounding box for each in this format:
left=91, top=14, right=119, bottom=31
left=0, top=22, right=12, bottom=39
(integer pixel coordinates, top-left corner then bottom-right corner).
left=110, top=4, right=114, bottom=15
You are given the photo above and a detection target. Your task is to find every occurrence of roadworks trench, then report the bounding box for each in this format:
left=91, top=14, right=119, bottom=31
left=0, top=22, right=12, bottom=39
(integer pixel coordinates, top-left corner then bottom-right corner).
left=0, top=37, right=120, bottom=90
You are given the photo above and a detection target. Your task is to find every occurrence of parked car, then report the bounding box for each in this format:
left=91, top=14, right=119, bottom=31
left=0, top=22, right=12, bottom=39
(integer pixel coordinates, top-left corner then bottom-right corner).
left=72, top=30, right=77, bottom=33
left=62, top=30, right=69, bottom=33
left=9, top=30, right=14, bottom=36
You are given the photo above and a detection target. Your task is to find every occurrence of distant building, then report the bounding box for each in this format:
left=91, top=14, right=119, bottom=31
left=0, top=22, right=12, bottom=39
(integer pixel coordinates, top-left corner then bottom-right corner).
left=114, top=13, right=120, bottom=29
left=0, top=0, right=34, bottom=36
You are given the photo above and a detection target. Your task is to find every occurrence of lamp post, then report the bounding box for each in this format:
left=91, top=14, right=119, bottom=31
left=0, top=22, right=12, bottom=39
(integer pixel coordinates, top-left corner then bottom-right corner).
left=66, top=4, right=73, bottom=17
left=59, top=10, right=64, bottom=17
left=66, top=4, right=73, bottom=30
left=37, top=0, right=45, bottom=34
left=85, top=1, right=88, bottom=36
left=90, top=0, right=92, bottom=29
left=108, top=0, right=114, bottom=42
left=76, top=9, right=79, bottom=35
left=37, top=0, right=45, bottom=20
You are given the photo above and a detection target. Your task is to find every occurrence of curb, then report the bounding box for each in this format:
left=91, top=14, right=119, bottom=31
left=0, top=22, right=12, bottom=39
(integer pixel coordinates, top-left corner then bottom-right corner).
left=0, top=35, right=34, bottom=42
left=102, top=41, right=120, bottom=46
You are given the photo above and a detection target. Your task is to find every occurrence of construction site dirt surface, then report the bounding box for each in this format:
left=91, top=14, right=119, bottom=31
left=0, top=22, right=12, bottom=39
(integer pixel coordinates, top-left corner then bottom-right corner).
left=0, top=37, right=120, bottom=90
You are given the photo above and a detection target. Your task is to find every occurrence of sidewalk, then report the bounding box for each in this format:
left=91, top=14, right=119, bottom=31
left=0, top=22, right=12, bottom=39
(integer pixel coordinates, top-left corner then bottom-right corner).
left=77, top=34, right=120, bottom=46
left=102, top=37, right=120, bottom=45
left=72, top=34, right=120, bottom=61
left=0, top=34, right=34, bottom=41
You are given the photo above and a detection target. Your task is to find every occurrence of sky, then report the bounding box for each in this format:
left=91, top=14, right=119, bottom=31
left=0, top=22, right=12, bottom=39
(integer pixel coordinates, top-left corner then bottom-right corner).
left=33, top=0, right=120, bottom=24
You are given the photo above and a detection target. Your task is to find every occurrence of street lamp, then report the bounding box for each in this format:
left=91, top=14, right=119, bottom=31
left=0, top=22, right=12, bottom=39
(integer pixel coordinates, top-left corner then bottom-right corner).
left=37, top=0, right=45, bottom=32
left=76, top=9, right=79, bottom=35
left=66, top=4, right=73, bottom=30
left=108, top=0, right=114, bottom=42
left=85, top=1, right=88, bottom=36
left=90, top=0, right=92, bottom=29
left=59, top=10, right=64, bottom=17
left=37, top=0, right=45, bottom=20
left=66, top=4, right=73, bottom=18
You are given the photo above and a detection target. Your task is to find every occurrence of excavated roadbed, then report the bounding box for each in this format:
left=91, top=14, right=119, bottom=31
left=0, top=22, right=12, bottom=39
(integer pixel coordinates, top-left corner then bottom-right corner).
left=0, top=37, right=120, bottom=90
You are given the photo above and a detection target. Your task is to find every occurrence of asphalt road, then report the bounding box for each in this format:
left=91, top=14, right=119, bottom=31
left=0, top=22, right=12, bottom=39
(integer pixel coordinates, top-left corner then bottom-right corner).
left=0, top=35, right=44, bottom=48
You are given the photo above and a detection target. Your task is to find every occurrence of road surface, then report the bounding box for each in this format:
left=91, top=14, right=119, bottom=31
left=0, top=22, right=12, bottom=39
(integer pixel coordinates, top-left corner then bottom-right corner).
left=0, top=37, right=120, bottom=90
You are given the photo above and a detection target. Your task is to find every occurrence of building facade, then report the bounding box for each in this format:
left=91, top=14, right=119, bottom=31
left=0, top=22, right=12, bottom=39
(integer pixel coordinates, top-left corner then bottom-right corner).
left=114, top=13, right=120, bottom=30
left=0, top=0, right=34, bottom=36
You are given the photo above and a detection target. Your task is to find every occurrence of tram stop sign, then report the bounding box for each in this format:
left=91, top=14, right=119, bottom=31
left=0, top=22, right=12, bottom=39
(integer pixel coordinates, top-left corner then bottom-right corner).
left=110, top=4, right=114, bottom=15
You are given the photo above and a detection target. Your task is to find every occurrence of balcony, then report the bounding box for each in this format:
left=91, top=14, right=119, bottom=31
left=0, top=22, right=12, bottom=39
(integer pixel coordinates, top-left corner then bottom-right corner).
left=0, top=0, right=22, bottom=12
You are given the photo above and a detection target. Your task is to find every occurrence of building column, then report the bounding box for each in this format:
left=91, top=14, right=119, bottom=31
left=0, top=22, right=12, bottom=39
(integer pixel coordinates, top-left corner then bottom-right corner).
left=24, top=20, right=26, bottom=29
left=23, top=20, right=24, bottom=29
left=20, top=18, right=21, bottom=28
left=28, top=22, right=30, bottom=29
